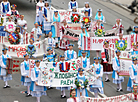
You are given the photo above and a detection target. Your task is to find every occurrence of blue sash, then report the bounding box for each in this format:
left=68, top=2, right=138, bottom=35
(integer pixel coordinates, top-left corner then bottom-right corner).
left=24, top=61, right=29, bottom=70
left=2, top=55, right=9, bottom=66
left=132, top=65, right=137, bottom=76
left=44, top=8, right=47, bottom=17
left=67, top=50, right=74, bottom=60
left=115, top=57, right=120, bottom=67
left=93, top=64, right=101, bottom=74
left=83, top=58, right=87, bottom=68
left=34, top=68, right=39, bottom=78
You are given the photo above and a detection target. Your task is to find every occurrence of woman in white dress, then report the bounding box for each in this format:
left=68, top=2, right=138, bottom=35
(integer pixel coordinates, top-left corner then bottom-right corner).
left=84, top=2, right=92, bottom=17
left=20, top=54, right=32, bottom=97
left=127, top=57, right=138, bottom=92
left=0, top=48, right=12, bottom=88
left=68, top=0, right=78, bottom=9
left=30, top=60, right=47, bottom=102
left=89, top=57, right=104, bottom=98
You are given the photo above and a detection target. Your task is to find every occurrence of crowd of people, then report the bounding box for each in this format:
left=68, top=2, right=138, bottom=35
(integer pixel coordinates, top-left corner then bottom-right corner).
left=0, top=0, right=138, bottom=102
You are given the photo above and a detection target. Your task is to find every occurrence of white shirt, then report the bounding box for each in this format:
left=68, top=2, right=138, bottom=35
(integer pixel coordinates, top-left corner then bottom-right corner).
left=64, top=50, right=77, bottom=61
left=17, top=19, right=27, bottom=30
left=31, top=27, right=42, bottom=41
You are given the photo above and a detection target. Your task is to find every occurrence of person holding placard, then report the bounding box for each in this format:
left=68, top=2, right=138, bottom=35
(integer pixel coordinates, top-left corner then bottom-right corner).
left=67, top=88, right=79, bottom=102
left=89, top=57, right=104, bottom=98
left=74, top=68, right=89, bottom=100
left=84, top=2, right=92, bottom=17
left=64, top=44, right=77, bottom=61
left=101, top=41, right=113, bottom=82
left=30, top=60, right=47, bottom=102
left=112, top=50, right=124, bottom=92
left=56, top=55, right=70, bottom=98
left=68, top=0, right=78, bottom=10
left=127, top=57, right=138, bottom=92
left=20, top=54, right=31, bottom=97
left=78, top=26, right=90, bottom=58
left=0, top=48, right=12, bottom=88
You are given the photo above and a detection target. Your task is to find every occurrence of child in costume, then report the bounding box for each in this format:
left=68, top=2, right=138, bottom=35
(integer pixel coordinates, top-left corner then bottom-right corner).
left=112, top=50, right=124, bottom=92
left=42, top=1, right=52, bottom=37
left=36, top=0, right=44, bottom=26
left=43, top=47, right=57, bottom=62
left=127, top=57, right=138, bottom=92
left=56, top=55, right=70, bottom=98
left=74, top=68, right=89, bottom=100
left=81, top=10, right=92, bottom=32
left=115, top=33, right=127, bottom=51
left=94, top=9, right=105, bottom=26
left=80, top=51, right=90, bottom=70
left=130, top=42, right=138, bottom=52
left=101, top=41, right=113, bottom=82
left=0, top=0, right=11, bottom=17
left=5, top=16, right=16, bottom=34
left=20, top=54, right=31, bottom=97
left=0, top=48, right=12, bottom=88
left=67, top=88, right=79, bottom=102
left=89, top=57, right=104, bottom=98
left=78, top=26, right=90, bottom=58
left=64, top=44, right=77, bottom=61
left=68, top=0, right=78, bottom=9
left=30, top=60, right=47, bottom=102
left=59, top=19, right=70, bottom=51
left=112, top=19, right=124, bottom=36
left=31, top=22, right=42, bottom=42
left=17, top=15, right=27, bottom=34
left=83, top=2, right=92, bottom=17
left=131, top=26, right=138, bottom=35
left=11, top=4, right=19, bottom=24
left=26, top=38, right=36, bottom=58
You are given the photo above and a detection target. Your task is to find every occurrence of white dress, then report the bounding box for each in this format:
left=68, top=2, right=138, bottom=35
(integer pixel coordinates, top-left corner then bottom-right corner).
left=89, top=63, right=104, bottom=94
left=17, top=19, right=27, bottom=34
left=67, top=97, right=79, bottom=102
left=0, top=54, right=12, bottom=81
left=127, top=64, right=138, bottom=91
left=20, top=60, right=31, bottom=86
left=64, top=50, right=77, bottom=61
left=0, top=1, right=11, bottom=16
left=112, top=57, right=124, bottom=84
left=68, top=1, right=78, bottom=9
left=31, top=27, right=42, bottom=41
left=30, top=66, right=47, bottom=97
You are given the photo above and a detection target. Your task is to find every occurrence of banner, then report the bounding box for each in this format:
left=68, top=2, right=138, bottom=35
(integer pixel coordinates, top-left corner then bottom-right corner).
left=29, top=60, right=35, bottom=77
left=80, top=93, right=134, bottom=102
left=2, top=40, right=45, bottom=58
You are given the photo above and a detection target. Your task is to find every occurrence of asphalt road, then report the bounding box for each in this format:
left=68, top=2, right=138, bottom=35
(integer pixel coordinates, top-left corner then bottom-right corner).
left=0, top=0, right=137, bottom=102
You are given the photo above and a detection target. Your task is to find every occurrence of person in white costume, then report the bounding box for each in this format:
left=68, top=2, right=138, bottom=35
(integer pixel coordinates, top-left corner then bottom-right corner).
left=31, top=22, right=42, bottom=42
left=36, top=0, right=44, bottom=26
left=20, top=54, right=32, bottom=97
left=127, top=57, right=138, bottom=92
left=30, top=60, right=47, bottom=102
left=83, top=2, right=92, bottom=17
left=112, top=50, right=124, bottom=92
left=64, top=44, right=77, bottom=61
left=89, top=57, right=104, bottom=98
left=68, top=0, right=78, bottom=10
left=0, top=48, right=12, bottom=88
left=67, top=89, right=79, bottom=102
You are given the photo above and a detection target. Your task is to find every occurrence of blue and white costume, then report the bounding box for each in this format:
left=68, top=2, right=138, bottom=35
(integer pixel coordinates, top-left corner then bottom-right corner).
left=94, top=9, right=105, bottom=24
left=43, top=54, right=57, bottom=62
left=44, top=37, right=55, bottom=48
left=64, top=50, right=77, bottom=61
left=74, top=74, right=89, bottom=98
left=78, top=31, right=90, bottom=58
left=31, top=27, right=42, bottom=41
left=0, top=54, right=12, bottom=81
left=51, top=12, right=60, bottom=38
left=0, top=1, right=11, bottom=16
left=68, top=1, right=78, bottom=9
left=84, top=4, right=92, bottom=17
left=20, top=60, right=31, bottom=86
left=42, top=4, right=52, bottom=34
left=131, top=26, right=138, bottom=35
left=36, top=1, right=44, bottom=25
left=30, top=66, right=47, bottom=97
left=127, top=64, right=138, bottom=91
left=112, top=57, right=124, bottom=84
left=81, top=57, right=90, bottom=70
left=89, top=63, right=104, bottom=94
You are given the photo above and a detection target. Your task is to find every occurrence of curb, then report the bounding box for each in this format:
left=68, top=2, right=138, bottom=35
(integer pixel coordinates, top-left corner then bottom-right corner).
left=110, top=0, right=138, bottom=16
